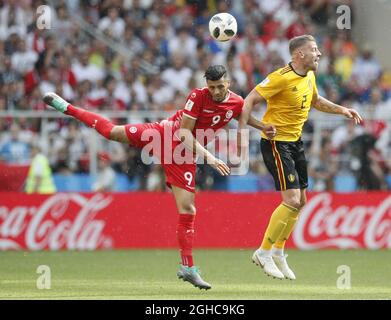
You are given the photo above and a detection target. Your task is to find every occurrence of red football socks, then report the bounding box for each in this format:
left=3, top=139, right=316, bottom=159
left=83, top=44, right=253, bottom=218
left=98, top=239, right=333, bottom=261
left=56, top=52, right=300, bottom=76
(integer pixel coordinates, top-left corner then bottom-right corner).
left=65, top=104, right=114, bottom=139
left=176, top=214, right=195, bottom=267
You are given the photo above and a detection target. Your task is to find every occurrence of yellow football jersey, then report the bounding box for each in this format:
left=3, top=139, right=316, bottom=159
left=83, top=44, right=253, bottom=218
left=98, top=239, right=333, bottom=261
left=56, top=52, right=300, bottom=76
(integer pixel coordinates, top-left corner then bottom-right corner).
left=256, top=63, right=318, bottom=141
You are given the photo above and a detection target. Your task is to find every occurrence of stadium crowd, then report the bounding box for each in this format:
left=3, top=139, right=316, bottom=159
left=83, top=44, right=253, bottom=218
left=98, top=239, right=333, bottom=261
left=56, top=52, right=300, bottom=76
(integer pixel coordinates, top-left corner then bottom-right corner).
left=1, top=0, right=391, bottom=192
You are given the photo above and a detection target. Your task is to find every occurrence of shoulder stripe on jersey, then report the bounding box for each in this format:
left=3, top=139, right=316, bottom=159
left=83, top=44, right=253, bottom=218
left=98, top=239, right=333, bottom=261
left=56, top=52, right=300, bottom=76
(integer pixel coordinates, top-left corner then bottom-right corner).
left=183, top=113, right=197, bottom=120
left=279, top=66, right=293, bottom=75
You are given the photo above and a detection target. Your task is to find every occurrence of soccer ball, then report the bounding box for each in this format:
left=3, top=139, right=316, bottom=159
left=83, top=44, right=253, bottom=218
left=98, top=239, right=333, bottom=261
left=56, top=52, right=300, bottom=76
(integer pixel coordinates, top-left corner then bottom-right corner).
left=209, top=13, right=237, bottom=42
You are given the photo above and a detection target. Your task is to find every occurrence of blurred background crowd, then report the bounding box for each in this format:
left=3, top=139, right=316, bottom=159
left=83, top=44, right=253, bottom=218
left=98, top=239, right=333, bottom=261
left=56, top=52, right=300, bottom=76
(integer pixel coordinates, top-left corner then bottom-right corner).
left=1, top=0, right=391, bottom=192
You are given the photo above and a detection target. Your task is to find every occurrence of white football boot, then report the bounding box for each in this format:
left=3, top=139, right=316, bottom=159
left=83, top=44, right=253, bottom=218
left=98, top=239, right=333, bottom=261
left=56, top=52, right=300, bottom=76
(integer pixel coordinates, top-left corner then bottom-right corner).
left=272, top=253, right=296, bottom=280
left=252, top=249, right=285, bottom=279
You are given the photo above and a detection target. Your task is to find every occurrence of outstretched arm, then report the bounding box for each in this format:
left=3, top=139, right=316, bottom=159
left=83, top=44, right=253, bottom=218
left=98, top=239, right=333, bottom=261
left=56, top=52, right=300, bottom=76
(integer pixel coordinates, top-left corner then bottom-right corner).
left=238, top=89, right=264, bottom=133
left=237, top=89, right=276, bottom=155
left=313, top=94, right=363, bottom=124
left=178, top=115, right=230, bottom=176
left=247, top=115, right=276, bottom=140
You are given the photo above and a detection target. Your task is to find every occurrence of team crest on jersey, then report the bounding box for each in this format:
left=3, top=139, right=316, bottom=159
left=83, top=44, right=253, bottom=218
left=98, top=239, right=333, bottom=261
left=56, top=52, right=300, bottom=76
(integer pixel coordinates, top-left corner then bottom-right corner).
left=191, top=92, right=197, bottom=99
left=260, top=77, right=270, bottom=87
left=129, top=126, right=137, bottom=134
left=225, top=110, right=233, bottom=119
left=185, top=99, right=194, bottom=111
left=288, top=174, right=295, bottom=183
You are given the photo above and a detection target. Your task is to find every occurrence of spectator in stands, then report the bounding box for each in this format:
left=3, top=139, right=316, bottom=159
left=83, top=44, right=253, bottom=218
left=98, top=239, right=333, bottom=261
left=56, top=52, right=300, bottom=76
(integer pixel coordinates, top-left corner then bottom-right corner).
left=146, top=165, right=166, bottom=191
left=100, top=75, right=127, bottom=111
left=146, top=74, right=175, bottom=106
left=72, top=50, right=105, bottom=84
left=331, top=116, right=364, bottom=153
left=3, top=77, right=24, bottom=111
left=53, top=4, right=74, bottom=46
left=121, top=28, right=145, bottom=56
left=0, top=0, right=26, bottom=41
left=0, top=55, right=20, bottom=86
left=309, top=137, right=338, bottom=191
left=25, top=143, right=56, bottom=194
left=317, top=62, right=343, bottom=98
left=236, top=23, right=266, bottom=57
left=285, top=9, right=308, bottom=39
left=0, top=96, right=6, bottom=111
left=92, top=152, right=116, bottom=192
left=161, top=53, right=192, bottom=93
left=126, top=147, right=150, bottom=190
left=226, top=56, right=248, bottom=97
left=351, top=45, right=382, bottom=92
left=3, top=32, right=20, bottom=55
left=56, top=52, right=77, bottom=88
left=29, top=86, right=47, bottom=111
left=39, top=66, right=75, bottom=101
left=267, top=27, right=290, bottom=63
left=10, top=39, right=38, bottom=75
left=115, top=70, right=148, bottom=106
left=98, top=7, right=125, bottom=39
left=168, top=27, right=198, bottom=59
left=350, top=132, right=387, bottom=190
left=0, top=123, right=30, bottom=164
left=368, top=87, right=391, bottom=120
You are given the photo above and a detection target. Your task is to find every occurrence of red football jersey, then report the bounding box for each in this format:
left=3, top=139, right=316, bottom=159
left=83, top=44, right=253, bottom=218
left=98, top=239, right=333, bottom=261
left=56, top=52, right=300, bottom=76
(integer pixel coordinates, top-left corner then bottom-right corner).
left=167, top=88, right=244, bottom=135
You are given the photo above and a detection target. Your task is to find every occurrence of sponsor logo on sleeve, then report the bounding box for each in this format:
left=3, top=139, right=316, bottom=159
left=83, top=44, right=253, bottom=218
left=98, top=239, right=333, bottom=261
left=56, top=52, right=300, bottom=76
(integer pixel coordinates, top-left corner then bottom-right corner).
left=185, top=99, right=194, bottom=111
left=260, top=77, right=270, bottom=87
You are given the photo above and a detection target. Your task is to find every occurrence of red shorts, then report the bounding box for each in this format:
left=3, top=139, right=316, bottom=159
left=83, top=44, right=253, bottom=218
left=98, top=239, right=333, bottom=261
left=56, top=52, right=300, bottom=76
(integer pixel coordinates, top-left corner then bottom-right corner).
left=125, top=122, right=196, bottom=193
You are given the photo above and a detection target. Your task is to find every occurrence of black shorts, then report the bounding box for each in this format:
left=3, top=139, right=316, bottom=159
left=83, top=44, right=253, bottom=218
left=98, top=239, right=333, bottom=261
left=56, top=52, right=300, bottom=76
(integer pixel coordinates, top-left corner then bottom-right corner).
left=260, top=138, right=308, bottom=191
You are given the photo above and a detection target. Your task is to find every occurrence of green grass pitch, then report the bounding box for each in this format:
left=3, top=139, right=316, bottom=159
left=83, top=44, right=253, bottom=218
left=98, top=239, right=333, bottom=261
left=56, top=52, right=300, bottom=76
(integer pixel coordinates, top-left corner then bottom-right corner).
left=0, top=249, right=390, bottom=299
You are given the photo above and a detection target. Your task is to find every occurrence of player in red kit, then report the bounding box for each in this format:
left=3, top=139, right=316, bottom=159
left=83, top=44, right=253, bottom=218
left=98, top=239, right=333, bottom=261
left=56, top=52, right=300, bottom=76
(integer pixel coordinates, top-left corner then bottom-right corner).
left=43, top=65, right=276, bottom=290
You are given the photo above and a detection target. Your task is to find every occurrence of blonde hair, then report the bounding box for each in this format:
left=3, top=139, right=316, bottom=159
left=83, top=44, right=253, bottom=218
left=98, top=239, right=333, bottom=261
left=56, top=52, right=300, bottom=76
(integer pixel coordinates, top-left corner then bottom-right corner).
left=289, top=35, right=316, bottom=55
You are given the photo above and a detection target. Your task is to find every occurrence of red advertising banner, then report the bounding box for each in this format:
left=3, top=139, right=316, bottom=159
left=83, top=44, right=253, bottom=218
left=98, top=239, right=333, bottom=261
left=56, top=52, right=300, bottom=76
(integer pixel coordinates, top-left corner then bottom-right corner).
left=0, top=163, right=29, bottom=192
left=0, top=192, right=390, bottom=250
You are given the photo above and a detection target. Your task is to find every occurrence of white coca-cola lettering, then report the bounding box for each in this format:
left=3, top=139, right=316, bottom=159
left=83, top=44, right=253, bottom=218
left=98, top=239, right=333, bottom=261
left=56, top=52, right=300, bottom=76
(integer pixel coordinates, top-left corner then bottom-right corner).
left=365, top=196, right=391, bottom=249
left=293, top=193, right=391, bottom=249
left=0, top=206, right=30, bottom=237
left=0, top=193, right=113, bottom=250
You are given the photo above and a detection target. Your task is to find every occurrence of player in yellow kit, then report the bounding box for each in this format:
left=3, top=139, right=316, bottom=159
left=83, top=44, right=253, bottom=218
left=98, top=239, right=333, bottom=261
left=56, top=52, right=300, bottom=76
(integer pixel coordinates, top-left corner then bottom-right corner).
left=238, top=35, right=362, bottom=280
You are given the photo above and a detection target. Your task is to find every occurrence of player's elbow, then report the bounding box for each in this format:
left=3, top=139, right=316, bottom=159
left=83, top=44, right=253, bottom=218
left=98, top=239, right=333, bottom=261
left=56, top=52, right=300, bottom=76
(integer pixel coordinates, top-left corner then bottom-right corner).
left=237, top=114, right=248, bottom=128
left=313, top=95, right=322, bottom=108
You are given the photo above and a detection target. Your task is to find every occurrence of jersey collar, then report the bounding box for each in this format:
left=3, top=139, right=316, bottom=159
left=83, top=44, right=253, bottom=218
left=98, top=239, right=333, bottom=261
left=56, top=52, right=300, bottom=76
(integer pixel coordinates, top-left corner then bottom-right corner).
left=288, top=62, right=307, bottom=77
left=222, top=90, right=231, bottom=103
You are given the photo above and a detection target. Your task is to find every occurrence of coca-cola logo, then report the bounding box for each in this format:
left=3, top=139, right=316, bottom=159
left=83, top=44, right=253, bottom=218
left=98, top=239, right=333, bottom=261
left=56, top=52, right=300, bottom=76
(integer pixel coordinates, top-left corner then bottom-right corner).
left=293, top=193, right=391, bottom=249
left=0, top=193, right=113, bottom=250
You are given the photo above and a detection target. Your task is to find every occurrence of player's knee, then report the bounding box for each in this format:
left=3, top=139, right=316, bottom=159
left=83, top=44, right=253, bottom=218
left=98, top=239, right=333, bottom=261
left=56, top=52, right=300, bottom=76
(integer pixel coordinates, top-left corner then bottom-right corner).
left=299, top=197, right=307, bottom=209
left=108, top=125, right=120, bottom=140
left=109, top=126, right=126, bottom=142
left=284, top=197, right=301, bottom=210
left=178, top=203, right=196, bottom=214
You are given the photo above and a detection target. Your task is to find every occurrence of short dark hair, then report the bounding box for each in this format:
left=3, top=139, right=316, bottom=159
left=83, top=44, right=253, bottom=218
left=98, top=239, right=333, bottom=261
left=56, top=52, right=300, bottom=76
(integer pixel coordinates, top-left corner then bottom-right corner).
left=204, top=65, right=228, bottom=81
left=289, top=35, right=316, bottom=55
